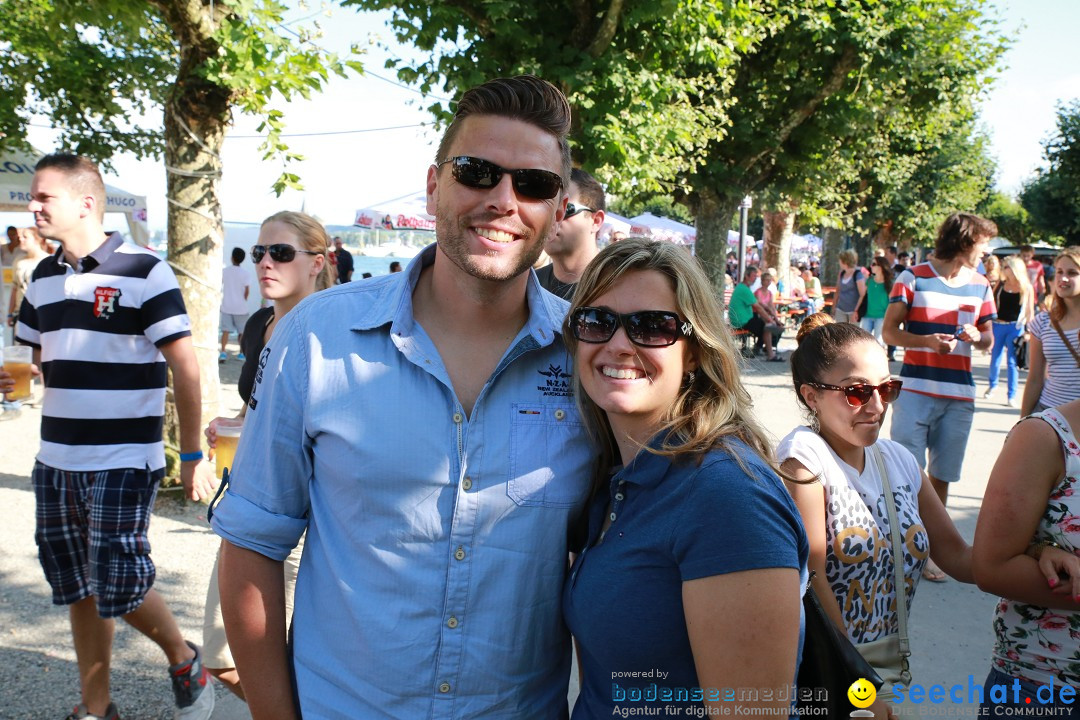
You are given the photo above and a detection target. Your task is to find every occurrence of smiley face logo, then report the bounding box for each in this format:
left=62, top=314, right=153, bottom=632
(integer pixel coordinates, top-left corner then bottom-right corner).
left=847, top=678, right=876, bottom=708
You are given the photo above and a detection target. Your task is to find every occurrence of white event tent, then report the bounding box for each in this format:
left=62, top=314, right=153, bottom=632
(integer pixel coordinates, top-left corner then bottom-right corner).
left=0, top=146, right=150, bottom=247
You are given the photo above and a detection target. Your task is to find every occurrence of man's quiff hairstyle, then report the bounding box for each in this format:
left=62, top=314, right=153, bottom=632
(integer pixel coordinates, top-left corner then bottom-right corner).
left=570, top=168, right=606, bottom=212
left=35, top=154, right=107, bottom=221
left=436, top=75, right=572, bottom=186
left=934, top=212, right=998, bottom=261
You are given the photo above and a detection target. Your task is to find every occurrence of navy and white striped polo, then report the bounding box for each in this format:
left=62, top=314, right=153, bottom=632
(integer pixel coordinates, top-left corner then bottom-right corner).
left=15, top=234, right=191, bottom=472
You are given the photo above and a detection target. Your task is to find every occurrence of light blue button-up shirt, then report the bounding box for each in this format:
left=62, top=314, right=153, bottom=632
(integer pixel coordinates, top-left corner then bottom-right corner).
left=211, top=246, right=594, bottom=719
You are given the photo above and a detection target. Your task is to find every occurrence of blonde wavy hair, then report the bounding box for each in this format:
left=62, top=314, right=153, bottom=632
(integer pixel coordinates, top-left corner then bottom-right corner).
left=565, top=238, right=782, bottom=482
left=261, top=211, right=333, bottom=291
left=1001, top=255, right=1033, bottom=309
left=1050, top=247, right=1080, bottom=324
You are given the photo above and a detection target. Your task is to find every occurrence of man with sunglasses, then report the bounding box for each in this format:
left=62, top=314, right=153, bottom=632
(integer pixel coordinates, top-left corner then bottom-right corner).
left=536, top=168, right=605, bottom=300
left=883, top=212, right=997, bottom=582
left=8, top=154, right=217, bottom=720
left=212, top=76, right=595, bottom=719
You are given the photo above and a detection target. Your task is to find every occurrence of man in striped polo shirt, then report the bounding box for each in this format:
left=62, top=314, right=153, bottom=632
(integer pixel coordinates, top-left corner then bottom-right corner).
left=883, top=212, right=997, bottom=582
left=3, top=154, right=217, bottom=720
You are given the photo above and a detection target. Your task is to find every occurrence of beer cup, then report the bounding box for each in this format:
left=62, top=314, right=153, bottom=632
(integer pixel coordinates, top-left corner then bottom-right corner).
left=2, top=345, right=33, bottom=401
left=215, top=420, right=243, bottom=480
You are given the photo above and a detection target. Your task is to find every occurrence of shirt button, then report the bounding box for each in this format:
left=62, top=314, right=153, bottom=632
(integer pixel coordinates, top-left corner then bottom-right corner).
left=447, top=616, right=459, bottom=629
left=454, top=547, right=466, bottom=561
left=554, top=409, right=566, bottom=420
left=609, top=512, right=617, bottom=522
left=615, top=493, right=624, bottom=501
left=439, top=682, right=451, bottom=693
left=452, top=412, right=463, bottom=424
left=462, top=477, right=473, bottom=491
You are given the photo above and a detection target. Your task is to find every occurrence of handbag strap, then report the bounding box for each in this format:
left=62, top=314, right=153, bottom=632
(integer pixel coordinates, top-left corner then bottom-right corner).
left=1050, top=317, right=1080, bottom=369
left=871, top=444, right=912, bottom=681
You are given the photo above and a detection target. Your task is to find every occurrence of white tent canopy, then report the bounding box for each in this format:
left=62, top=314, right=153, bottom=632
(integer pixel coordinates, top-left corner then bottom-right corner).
left=0, top=146, right=150, bottom=246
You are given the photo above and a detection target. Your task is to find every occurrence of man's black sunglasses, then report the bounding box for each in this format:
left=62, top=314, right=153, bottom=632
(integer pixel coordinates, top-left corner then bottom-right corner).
left=564, top=202, right=596, bottom=220
left=569, top=307, right=693, bottom=348
left=805, top=380, right=903, bottom=407
left=251, top=244, right=321, bottom=264
left=437, top=156, right=563, bottom=200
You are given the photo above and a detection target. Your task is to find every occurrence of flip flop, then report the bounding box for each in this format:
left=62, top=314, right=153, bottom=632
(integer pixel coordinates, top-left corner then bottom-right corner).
left=768, top=354, right=786, bottom=362
left=922, top=563, right=947, bottom=583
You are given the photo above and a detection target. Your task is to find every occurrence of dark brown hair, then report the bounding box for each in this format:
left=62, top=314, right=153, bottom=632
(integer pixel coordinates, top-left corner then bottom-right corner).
left=35, top=154, right=106, bottom=221
left=570, top=168, right=606, bottom=212
left=436, top=75, right=572, bottom=185
left=789, top=313, right=877, bottom=414
left=872, top=255, right=895, bottom=290
left=934, top=212, right=997, bottom=261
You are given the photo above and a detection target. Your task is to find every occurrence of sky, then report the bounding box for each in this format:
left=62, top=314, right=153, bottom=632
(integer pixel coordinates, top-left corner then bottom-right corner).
left=7, top=0, right=1080, bottom=234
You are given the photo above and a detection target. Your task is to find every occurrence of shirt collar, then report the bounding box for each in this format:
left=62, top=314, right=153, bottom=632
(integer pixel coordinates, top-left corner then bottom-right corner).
left=57, top=232, right=123, bottom=273
left=615, top=436, right=674, bottom=489
left=349, top=243, right=569, bottom=347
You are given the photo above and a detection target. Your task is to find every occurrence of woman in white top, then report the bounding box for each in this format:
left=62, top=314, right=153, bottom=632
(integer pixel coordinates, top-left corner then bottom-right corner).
left=1022, top=247, right=1080, bottom=416
left=777, top=313, right=973, bottom=718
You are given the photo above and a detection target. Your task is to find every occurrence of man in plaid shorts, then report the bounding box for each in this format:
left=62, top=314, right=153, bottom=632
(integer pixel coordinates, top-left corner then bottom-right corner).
left=0, top=154, right=218, bottom=720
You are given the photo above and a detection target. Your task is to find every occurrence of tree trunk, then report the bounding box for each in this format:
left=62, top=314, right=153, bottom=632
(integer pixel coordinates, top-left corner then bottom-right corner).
left=852, top=232, right=872, bottom=268
left=688, top=188, right=740, bottom=300
left=763, top=204, right=797, bottom=276
left=157, top=10, right=232, bottom=481
left=822, top=226, right=844, bottom=289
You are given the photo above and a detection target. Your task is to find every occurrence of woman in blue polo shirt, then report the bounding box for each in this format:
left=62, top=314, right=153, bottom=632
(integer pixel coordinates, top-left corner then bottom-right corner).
left=563, top=238, right=809, bottom=718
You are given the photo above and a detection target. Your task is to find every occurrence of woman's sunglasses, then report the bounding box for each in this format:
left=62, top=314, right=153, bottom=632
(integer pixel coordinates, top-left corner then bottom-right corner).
left=437, top=156, right=563, bottom=200
left=806, top=380, right=903, bottom=407
left=569, top=307, right=693, bottom=347
left=564, top=202, right=595, bottom=219
left=251, top=244, right=321, bottom=264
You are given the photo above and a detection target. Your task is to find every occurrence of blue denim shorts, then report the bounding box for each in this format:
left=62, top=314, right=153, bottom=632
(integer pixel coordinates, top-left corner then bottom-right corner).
left=889, top=391, right=975, bottom=483
left=33, top=461, right=162, bottom=618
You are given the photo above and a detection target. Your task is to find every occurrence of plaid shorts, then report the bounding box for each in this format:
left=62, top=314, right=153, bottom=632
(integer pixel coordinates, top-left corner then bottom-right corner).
left=33, top=461, right=163, bottom=618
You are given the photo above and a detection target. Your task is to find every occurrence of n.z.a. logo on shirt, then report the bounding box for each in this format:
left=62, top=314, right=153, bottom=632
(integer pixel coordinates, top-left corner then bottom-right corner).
left=93, top=287, right=122, bottom=318
left=247, top=345, right=272, bottom=411
left=537, top=364, right=572, bottom=397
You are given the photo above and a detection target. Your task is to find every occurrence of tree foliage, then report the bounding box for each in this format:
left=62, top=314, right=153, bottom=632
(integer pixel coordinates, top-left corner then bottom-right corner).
left=346, top=0, right=1007, bottom=292
left=1020, top=100, right=1080, bottom=245
left=1, top=0, right=361, bottom=473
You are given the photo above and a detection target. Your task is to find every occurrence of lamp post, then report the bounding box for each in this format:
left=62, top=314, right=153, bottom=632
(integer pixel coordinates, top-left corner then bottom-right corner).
left=737, top=195, right=752, bottom=284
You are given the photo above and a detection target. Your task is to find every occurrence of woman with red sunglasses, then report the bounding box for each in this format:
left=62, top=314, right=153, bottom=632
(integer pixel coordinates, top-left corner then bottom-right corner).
left=777, top=313, right=974, bottom=717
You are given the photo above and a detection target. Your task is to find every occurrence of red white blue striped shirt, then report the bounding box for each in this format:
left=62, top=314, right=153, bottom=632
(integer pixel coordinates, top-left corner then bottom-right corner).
left=889, top=262, right=996, bottom=401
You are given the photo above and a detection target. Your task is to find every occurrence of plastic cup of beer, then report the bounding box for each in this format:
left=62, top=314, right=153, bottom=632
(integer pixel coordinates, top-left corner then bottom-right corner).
left=215, top=420, right=243, bottom=480
left=2, top=346, right=33, bottom=401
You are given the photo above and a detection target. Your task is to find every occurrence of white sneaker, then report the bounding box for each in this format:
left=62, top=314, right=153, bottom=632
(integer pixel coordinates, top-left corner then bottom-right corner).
left=1007, top=397, right=1019, bottom=409
left=982, top=388, right=994, bottom=399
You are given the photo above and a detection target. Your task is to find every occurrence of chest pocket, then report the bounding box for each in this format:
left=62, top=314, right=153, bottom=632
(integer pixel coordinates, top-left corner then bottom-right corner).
left=508, top=402, right=592, bottom=508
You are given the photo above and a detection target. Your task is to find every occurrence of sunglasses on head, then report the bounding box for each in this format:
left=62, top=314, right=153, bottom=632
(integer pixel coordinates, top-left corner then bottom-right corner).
left=564, top=202, right=595, bottom=220
left=806, top=380, right=903, bottom=407
left=569, top=307, right=693, bottom=348
left=437, top=156, right=563, bottom=200
left=251, top=244, right=320, bottom=264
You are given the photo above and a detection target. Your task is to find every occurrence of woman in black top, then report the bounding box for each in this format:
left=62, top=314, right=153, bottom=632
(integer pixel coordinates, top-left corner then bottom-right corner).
left=983, top=255, right=1035, bottom=408
left=202, top=211, right=331, bottom=700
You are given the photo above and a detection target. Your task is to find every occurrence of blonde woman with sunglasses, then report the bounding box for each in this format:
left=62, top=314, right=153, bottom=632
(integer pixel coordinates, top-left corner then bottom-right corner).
left=200, top=211, right=330, bottom=700
left=777, top=314, right=974, bottom=718
left=562, top=239, right=808, bottom=718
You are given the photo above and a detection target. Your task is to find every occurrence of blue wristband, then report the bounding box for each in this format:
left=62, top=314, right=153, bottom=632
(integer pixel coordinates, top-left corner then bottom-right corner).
left=179, top=450, right=204, bottom=462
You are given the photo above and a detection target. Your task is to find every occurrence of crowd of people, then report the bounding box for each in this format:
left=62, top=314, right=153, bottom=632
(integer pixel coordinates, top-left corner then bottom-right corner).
left=3, top=75, right=1080, bottom=720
